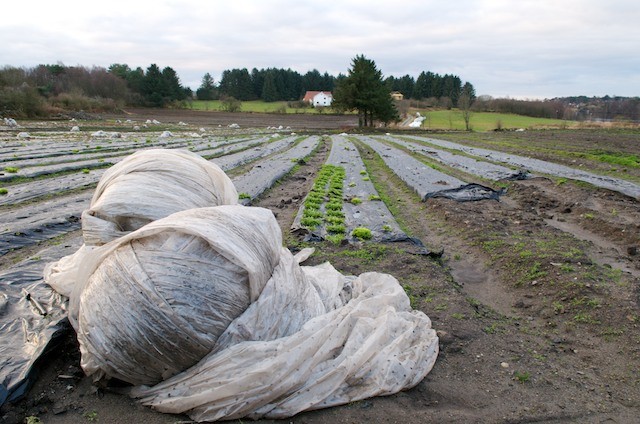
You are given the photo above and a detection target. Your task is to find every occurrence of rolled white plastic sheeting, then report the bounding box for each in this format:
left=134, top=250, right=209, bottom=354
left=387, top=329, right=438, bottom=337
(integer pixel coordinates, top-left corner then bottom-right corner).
left=81, top=148, right=238, bottom=246
left=43, top=149, right=438, bottom=421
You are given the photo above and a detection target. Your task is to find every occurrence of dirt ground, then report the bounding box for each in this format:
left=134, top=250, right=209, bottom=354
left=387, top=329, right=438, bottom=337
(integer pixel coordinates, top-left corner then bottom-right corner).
left=1, top=110, right=639, bottom=423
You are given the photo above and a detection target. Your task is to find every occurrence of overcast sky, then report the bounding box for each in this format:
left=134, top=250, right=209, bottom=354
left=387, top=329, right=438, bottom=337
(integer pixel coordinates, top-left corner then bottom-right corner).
left=2, top=0, right=638, bottom=99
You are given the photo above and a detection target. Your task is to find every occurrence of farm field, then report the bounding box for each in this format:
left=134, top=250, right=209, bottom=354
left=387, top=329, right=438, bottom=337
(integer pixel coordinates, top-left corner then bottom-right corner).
left=188, top=100, right=578, bottom=131
left=1, top=109, right=639, bottom=424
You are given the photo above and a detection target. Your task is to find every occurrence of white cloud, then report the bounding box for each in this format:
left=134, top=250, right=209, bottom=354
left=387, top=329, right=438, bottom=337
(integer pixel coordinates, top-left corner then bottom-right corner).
left=1, top=0, right=638, bottom=98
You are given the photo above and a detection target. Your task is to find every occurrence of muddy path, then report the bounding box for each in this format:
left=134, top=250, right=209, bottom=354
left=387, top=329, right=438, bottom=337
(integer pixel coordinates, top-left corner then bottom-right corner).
left=1, top=117, right=639, bottom=423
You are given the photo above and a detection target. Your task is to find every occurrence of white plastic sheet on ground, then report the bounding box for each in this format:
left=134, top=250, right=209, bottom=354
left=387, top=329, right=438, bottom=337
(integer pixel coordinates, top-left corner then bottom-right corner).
left=43, top=149, right=438, bottom=422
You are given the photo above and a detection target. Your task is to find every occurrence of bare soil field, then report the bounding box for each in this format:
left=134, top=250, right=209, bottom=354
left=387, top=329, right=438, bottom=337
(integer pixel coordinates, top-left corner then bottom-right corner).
left=1, top=110, right=639, bottom=424
left=104, top=107, right=360, bottom=130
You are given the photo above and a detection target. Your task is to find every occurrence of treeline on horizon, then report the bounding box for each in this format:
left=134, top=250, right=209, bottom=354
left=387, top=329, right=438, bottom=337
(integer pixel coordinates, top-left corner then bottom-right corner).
left=0, top=63, right=638, bottom=122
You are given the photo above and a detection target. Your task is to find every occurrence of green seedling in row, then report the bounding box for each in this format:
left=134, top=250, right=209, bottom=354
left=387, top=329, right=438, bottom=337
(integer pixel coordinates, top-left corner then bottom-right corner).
left=348, top=182, right=356, bottom=187
left=303, top=209, right=324, bottom=219
left=326, top=201, right=343, bottom=211
left=0, top=188, right=8, bottom=195
left=382, top=224, right=392, bottom=232
left=350, top=197, right=362, bottom=205
left=324, top=215, right=345, bottom=225
left=301, top=217, right=322, bottom=228
left=359, top=170, right=367, bottom=175
left=369, top=194, right=381, bottom=201
left=327, top=224, right=346, bottom=234
left=82, top=168, right=90, bottom=174
left=351, top=227, right=372, bottom=240
left=238, top=192, right=251, bottom=199
left=4, top=167, right=19, bottom=173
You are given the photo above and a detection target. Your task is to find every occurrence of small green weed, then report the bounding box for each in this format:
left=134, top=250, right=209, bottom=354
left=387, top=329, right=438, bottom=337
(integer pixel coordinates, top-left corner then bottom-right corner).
left=238, top=192, right=251, bottom=199
left=0, top=188, right=7, bottom=195
left=84, top=410, right=98, bottom=421
left=514, top=371, right=531, bottom=384
left=573, top=312, right=600, bottom=325
left=368, top=194, right=381, bottom=201
left=82, top=168, right=90, bottom=174
left=350, top=197, right=362, bottom=205
left=4, top=166, right=19, bottom=173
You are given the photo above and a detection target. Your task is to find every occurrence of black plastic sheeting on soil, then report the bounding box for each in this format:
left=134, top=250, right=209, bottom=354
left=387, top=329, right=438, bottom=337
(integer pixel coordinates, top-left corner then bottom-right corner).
left=380, top=135, right=530, bottom=181
left=292, top=136, right=410, bottom=243
left=0, top=194, right=89, bottom=256
left=409, top=135, right=640, bottom=199
left=0, top=237, right=82, bottom=406
left=357, top=136, right=503, bottom=202
left=233, top=136, right=320, bottom=201
left=425, top=183, right=504, bottom=202
left=0, top=137, right=269, bottom=206
left=0, top=136, right=300, bottom=256
left=212, top=135, right=297, bottom=171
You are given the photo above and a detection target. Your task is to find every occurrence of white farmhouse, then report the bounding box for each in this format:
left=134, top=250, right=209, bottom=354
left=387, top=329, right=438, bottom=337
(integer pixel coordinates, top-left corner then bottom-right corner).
left=302, top=91, right=333, bottom=107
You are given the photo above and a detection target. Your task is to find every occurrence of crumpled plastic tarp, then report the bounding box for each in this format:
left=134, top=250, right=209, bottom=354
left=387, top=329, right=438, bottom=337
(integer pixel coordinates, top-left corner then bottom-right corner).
left=41, top=149, right=438, bottom=421
left=0, top=149, right=237, bottom=405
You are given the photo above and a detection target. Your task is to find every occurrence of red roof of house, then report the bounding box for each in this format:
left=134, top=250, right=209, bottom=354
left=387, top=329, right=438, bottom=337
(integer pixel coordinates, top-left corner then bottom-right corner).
left=302, top=91, right=332, bottom=102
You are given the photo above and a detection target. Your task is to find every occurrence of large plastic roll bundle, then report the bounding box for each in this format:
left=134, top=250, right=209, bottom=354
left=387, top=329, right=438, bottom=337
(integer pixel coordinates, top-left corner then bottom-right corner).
left=72, top=206, right=283, bottom=385
left=81, top=149, right=238, bottom=245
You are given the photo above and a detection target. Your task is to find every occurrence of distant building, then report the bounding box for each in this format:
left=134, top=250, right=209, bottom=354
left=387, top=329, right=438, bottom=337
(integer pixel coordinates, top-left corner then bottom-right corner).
left=390, top=91, right=404, bottom=101
left=303, top=91, right=333, bottom=107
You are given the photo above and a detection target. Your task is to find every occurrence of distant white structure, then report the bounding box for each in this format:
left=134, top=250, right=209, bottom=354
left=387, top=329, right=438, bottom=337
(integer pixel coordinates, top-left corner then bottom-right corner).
left=70, top=126, right=80, bottom=132
left=4, top=118, right=18, bottom=128
left=159, top=131, right=173, bottom=138
left=408, top=112, right=426, bottom=128
left=302, top=91, right=333, bottom=107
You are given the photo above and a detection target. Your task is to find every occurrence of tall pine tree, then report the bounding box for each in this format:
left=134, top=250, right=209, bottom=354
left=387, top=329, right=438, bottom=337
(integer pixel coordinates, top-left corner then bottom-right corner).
left=333, top=55, right=398, bottom=127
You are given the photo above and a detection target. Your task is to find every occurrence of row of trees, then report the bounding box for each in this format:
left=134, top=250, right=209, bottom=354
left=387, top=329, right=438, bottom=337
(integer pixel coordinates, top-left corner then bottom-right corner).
left=199, top=66, right=473, bottom=107
left=209, top=68, right=335, bottom=102
left=0, top=63, right=192, bottom=116
left=468, top=95, right=640, bottom=122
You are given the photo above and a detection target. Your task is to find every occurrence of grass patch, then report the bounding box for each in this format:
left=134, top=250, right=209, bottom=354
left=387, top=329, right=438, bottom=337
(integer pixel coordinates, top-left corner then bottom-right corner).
left=411, top=109, right=572, bottom=131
